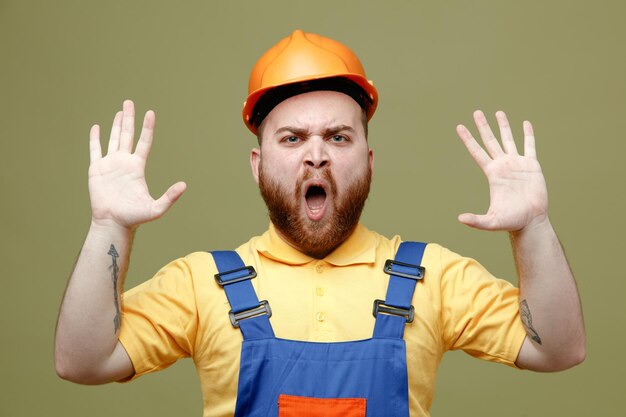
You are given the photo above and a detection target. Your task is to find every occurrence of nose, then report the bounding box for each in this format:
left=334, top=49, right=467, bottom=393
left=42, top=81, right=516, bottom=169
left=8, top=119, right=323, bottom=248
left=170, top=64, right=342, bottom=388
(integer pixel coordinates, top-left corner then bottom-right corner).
left=304, top=139, right=329, bottom=169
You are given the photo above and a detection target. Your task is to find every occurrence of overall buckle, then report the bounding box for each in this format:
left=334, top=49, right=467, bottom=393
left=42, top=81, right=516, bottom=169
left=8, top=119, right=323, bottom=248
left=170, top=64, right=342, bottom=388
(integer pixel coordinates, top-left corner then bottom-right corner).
left=229, top=300, right=272, bottom=328
left=372, top=299, right=415, bottom=323
left=214, top=265, right=257, bottom=286
left=383, top=259, right=425, bottom=280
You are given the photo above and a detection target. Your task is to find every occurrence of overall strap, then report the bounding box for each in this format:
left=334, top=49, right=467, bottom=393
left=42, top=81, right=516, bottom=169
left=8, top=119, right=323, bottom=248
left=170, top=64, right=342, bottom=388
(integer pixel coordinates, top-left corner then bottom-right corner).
left=211, top=251, right=274, bottom=340
left=373, top=241, right=427, bottom=339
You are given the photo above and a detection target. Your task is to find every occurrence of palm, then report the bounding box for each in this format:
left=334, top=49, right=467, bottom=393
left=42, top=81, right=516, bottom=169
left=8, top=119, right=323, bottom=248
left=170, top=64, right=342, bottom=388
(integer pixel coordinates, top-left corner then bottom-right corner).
left=457, top=111, right=548, bottom=232
left=89, top=153, right=157, bottom=226
left=88, top=100, right=186, bottom=229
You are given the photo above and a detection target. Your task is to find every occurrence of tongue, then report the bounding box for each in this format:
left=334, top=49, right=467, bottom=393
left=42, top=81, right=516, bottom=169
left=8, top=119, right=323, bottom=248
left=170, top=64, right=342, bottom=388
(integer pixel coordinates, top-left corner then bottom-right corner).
left=306, top=193, right=326, bottom=210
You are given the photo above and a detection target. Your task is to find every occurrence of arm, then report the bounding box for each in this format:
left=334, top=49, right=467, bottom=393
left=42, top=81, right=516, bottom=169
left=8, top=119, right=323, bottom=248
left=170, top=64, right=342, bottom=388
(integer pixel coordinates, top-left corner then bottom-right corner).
left=456, top=110, right=585, bottom=371
left=55, top=100, right=186, bottom=384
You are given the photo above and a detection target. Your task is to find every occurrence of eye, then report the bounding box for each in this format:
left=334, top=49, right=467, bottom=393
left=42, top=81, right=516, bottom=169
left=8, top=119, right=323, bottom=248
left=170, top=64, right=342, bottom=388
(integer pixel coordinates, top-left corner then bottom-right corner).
left=329, top=134, right=347, bottom=143
left=283, top=136, right=301, bottom=144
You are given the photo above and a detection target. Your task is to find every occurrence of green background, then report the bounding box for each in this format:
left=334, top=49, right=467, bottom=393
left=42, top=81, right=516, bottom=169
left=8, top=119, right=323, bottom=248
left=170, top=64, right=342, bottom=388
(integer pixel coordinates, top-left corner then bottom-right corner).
left=1, top=0, right=624, bottom=415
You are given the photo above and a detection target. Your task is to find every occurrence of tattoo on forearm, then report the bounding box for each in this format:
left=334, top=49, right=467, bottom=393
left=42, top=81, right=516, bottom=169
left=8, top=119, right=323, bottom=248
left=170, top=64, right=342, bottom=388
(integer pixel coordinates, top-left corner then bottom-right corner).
left=108, top=244, right=121, bottom=334
left=520, top=299, right=542, bottom=345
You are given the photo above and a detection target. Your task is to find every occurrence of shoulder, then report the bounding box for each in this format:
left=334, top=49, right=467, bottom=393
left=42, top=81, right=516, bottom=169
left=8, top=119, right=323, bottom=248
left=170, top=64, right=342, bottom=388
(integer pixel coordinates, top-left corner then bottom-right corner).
left=122, top=251, right=220, bottom=301
left=383, top=233, right=502, bottom=288
left=138, top=230, right=265, bottom=293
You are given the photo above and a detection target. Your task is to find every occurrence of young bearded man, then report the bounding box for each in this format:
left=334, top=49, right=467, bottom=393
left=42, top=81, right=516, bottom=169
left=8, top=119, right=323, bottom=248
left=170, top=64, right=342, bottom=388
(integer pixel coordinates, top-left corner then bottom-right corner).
left=55, top=30, right=585, bottom=417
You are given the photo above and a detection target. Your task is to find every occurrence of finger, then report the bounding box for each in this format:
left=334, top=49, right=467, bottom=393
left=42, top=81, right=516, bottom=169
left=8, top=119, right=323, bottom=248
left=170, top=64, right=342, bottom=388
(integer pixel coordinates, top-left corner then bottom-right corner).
left=134, top=110, right=156, bottom=161
left=495, top=110, right=519, bottom=155
left=151, top=181, right=187, bottom=218
left=107, top=111, right=123, bottom=154
left=118, top=99, right=135, bottom=153
left=523, top=120, right=537, bottom=158
left=473, top=110, right=504, bottom=158
left=89, top=124, right=102, bottom=162
left=456, top=124, right=491, bottom=168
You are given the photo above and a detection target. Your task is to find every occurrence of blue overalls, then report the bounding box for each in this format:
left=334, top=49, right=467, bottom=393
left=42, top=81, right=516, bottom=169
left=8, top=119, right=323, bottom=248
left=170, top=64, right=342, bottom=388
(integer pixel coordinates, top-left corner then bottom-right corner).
left=212, top=241, right=427, bottom=417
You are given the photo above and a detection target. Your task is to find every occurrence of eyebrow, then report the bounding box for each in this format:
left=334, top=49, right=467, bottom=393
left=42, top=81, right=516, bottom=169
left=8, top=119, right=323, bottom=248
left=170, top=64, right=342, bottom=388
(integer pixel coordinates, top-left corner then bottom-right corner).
left=273, top=125, right=356, bottom=137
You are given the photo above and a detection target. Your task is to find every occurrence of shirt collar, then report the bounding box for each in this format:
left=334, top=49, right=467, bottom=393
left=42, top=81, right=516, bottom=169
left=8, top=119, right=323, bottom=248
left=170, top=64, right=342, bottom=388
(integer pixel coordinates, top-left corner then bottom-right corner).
left=255, top=222, right=377, bottom=266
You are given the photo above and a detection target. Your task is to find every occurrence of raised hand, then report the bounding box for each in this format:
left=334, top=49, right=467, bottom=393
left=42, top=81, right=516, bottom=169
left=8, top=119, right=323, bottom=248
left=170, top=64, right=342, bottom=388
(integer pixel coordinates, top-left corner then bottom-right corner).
left=88, top=100, right=186, bottom=230
left=456, top=110, right=548, bottom=232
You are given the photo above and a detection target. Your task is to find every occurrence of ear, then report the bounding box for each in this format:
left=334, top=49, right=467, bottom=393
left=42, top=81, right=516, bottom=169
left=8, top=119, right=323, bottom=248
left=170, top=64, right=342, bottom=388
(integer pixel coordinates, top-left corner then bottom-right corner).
left=368, top=148, right=374, bottom=173
left=250, top=147, right=261, bottom=184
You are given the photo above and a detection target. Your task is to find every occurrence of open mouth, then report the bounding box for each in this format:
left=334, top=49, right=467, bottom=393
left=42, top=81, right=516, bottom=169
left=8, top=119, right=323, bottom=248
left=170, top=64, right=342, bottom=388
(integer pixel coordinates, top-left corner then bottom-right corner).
left=303, top=182, right=329, bottom=221
left=305, top=185, right=327, bottom=210
left=304, top=185, right=326, bottom=210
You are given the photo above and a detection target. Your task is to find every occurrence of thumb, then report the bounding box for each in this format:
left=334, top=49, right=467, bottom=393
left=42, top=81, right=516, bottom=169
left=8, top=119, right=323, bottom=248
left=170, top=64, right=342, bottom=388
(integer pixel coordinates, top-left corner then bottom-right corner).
left=152, top=181, right=187, bottom=218
left=458, top=212, right=495, bottom=230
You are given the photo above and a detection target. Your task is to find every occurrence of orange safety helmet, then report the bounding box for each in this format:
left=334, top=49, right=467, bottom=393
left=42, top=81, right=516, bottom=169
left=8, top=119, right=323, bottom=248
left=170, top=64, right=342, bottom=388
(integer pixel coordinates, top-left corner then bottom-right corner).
left=243, top=30, right=378, bottom=135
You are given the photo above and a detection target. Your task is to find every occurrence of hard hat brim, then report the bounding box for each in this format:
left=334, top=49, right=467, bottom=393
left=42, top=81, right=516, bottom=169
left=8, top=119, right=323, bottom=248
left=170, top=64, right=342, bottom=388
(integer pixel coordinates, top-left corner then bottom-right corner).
left=243, top=73, right=378, bottom=135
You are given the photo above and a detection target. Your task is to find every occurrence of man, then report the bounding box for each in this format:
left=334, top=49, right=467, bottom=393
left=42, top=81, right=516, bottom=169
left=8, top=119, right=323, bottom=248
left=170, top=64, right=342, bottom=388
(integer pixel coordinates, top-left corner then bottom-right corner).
left=55, top=30, right=585, bottom=416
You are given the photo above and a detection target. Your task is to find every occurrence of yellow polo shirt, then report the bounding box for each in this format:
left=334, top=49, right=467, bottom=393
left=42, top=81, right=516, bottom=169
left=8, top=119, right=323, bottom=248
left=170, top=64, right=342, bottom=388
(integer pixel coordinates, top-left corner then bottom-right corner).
left=119, top=223, right=526, bottom=417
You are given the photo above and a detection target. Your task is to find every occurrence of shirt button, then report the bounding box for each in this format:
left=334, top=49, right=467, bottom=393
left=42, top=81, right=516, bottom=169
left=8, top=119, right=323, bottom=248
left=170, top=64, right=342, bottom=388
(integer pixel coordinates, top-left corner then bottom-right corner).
left=316, top=312, right=326, bottom=322
left=315, top=263, right=324, bottom=273
left=316, top=287, right=325, bottom=296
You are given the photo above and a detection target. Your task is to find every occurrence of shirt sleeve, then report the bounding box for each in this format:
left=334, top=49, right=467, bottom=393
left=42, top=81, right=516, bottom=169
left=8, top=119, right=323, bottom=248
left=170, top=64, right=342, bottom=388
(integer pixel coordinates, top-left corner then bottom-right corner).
left=438, top=246, right=527, bottom=367
left=117, top=256, right=199, bottom=381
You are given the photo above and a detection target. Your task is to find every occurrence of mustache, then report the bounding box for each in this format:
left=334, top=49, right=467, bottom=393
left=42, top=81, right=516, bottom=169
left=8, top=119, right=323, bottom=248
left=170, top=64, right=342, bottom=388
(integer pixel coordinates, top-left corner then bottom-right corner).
left=297, top=169, right=337, bottom=197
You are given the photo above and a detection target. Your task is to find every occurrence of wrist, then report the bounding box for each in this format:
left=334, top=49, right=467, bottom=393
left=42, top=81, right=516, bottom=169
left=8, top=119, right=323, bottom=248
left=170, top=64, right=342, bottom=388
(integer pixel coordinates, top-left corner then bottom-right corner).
left=90, top=218, right=137, bottom=237
left=510, top=214, right=551, bottom=238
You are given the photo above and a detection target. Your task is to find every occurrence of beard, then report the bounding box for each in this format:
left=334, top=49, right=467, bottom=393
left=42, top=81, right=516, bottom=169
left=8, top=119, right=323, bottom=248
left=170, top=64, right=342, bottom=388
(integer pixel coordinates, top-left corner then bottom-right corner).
left=258, top=163, right=372, bottom=259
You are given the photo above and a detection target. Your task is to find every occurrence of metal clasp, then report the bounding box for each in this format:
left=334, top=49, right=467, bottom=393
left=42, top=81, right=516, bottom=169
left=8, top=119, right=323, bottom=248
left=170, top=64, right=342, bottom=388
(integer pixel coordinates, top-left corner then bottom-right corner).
left=229, top=300, right=272, bottom=328
left=214, top=265, right=257, bottom=286
left=383, top=259, right=425, bottom=280
left=372, top=299, right=415, bottom=323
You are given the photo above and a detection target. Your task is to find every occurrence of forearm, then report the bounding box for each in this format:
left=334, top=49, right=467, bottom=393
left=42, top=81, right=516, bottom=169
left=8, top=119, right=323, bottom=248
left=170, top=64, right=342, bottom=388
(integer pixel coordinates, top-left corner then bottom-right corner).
left=55, top=221, right=134, bottom=382
left=511, top=216, right=585, bottom=370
